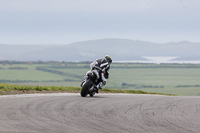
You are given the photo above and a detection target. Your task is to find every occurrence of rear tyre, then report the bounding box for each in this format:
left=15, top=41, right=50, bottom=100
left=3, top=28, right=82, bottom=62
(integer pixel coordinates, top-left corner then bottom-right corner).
left=81, top=80, right=92, bottom=97
left=89, top=92, right=95, bottom=97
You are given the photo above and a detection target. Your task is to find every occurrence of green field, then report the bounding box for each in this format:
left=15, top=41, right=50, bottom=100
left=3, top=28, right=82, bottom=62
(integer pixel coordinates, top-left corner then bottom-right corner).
left=0, top=83, right=172, bottom=96
left=1, top=61, right=200, bottom=96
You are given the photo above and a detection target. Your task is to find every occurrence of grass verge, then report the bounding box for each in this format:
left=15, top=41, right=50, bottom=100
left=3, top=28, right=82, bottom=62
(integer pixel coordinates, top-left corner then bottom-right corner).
left=0, top=83, right=175, bottom=96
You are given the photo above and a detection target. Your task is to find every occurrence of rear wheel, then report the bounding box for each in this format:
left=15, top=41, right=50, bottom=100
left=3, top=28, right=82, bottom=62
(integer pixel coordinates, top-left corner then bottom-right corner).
left=81, top=80, right=92, bottom=97
left=89, top=92, right=95, bottom=97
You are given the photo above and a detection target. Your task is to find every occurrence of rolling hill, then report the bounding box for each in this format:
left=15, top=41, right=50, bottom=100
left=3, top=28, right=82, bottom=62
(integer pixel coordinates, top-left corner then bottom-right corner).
left=0, top=38, right=199, bottom=61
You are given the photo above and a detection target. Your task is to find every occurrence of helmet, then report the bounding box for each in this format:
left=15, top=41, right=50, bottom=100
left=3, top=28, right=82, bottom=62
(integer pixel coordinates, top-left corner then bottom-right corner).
left=105, top=55, right=112, bottom=64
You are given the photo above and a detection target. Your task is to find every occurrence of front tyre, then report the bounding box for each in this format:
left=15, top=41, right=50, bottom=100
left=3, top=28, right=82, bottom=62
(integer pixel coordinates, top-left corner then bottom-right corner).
left=81, top=80, right=92, bottom=97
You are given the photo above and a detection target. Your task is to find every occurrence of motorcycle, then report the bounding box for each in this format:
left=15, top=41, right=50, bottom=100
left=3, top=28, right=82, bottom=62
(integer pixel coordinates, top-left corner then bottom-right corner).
left=80, top=70, right=100, bottom=97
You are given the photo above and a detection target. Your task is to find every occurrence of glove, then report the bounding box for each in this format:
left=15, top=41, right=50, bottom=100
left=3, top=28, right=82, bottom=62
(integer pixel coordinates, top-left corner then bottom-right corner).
left=104, top=71, right=109, bottom=79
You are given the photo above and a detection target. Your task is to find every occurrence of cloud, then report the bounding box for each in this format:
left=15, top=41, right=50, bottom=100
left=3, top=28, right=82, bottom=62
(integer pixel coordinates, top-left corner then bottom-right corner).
left=2, top=0, right=198, bottom=13
left=0, top=0, right=200, bottom=44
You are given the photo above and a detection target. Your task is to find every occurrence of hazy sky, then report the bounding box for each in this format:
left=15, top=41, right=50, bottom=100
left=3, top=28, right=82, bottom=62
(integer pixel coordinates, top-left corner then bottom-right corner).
left=0, top=0, right=200, bottom=44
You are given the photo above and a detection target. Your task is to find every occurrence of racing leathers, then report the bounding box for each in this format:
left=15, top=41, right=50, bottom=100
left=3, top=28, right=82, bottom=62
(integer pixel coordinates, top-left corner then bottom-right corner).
left=82, top=57, right=110, bottom=91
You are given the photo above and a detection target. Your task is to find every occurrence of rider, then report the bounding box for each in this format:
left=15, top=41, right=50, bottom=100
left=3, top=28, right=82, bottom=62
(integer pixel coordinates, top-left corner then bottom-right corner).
left=81, top=55, right=112, bottom=93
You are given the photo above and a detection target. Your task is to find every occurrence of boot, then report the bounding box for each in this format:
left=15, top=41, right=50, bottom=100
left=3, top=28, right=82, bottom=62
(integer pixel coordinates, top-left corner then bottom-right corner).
left=95, top=82, right=103, bottom=93
left=94, top=86, right=99, bottom=93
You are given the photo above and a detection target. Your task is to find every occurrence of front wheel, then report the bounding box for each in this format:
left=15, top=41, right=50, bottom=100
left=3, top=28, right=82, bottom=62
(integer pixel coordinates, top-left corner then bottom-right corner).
left=81, top=80, right=93, bottom=97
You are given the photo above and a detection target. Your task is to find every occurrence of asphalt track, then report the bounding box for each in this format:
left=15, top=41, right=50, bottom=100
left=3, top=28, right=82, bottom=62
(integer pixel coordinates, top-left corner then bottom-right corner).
left=0, top=93, right=200, bottom=133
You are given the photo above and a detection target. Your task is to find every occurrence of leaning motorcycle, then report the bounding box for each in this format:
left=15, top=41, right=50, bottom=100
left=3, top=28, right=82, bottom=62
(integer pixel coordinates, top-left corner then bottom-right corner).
left=80, top=70, right=100, bottom=97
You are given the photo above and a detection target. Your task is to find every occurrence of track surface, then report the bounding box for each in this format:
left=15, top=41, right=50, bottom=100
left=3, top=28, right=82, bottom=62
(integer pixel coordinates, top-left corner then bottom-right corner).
left=0, top=93, right=200, bottom=133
